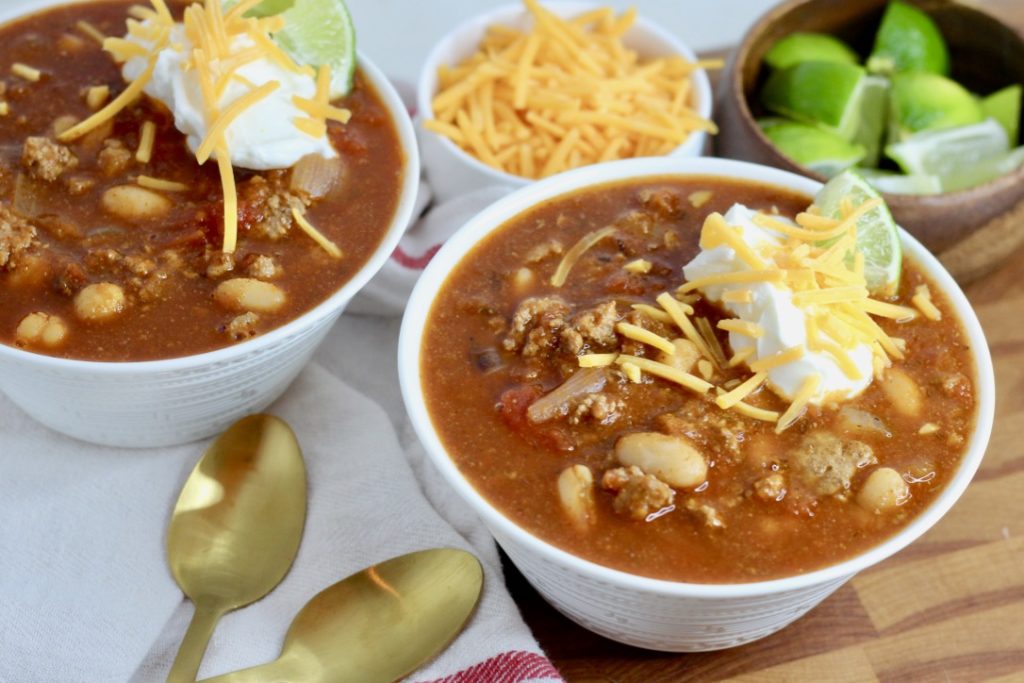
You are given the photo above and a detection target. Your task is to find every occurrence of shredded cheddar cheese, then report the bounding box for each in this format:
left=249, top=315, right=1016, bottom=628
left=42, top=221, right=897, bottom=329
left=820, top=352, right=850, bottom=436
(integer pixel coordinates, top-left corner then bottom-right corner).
left=717, top=319, right=764, bottom=338
left=135, top=120, right=156, bottom=163
left=623, top=258, right=652, bottom=274
left=620, top=361, right=642, bottom=383
left=615, top=355, right=712, bottom=394
left=11, top=63, right=41, bottom=82
left=76, top=20, right=107, bottom=44
left=58, top=0, right=351, bottom=254
left=86, top=85, right=111, bottom=110
left=615, top=322, right=676, bottom=355
left=291, top=207, right=342, bottom=258
left=0, top=102, right=8, bottom=116
left=425, top=0, right=720, bottom=179
left=776, top=374, right=821, bottom=433
left=688, top=190, right=713, bottom=208
left=137, top=175, right=188, bottom=191
left=630, top=304, right=673, bottom=324
left=912, top=284, right=942, bottom=321
left=578, top=353, right=618, bottom=368
left=551, top=226, right=616, bottom=287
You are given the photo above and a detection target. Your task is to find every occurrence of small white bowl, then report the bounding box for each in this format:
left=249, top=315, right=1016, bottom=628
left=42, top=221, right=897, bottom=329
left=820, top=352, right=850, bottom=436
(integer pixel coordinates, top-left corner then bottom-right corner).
left=399, top=156, right=995, bottom=651
left=416, top=2, right=714, bottom=202
left=0, top=3, right=420, bottom=447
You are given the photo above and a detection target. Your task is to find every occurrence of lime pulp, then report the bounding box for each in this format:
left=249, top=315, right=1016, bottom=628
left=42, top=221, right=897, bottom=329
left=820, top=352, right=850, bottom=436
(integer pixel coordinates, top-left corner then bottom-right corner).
left=811, top=170, right=902, bottom=295
left=244, top=0, right=357, bottom=97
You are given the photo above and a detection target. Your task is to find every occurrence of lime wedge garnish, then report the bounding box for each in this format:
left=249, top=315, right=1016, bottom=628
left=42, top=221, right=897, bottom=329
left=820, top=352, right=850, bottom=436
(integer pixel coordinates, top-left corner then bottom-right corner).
left=812, top=170, right=902, bottom=295
left=761, top=61, right=867, bottom=140
left=867, top=0, right=949, bottom=76
left=854, top=75, right=889, bottom=167
left=888, top=73, right=984, bottom=141
left=242, top=0, right=357, bottom=97
left=764, top=33, right=859, bottom=71
left=981, top=84, right=1022, bottom=146
left=857, top=168, right=941, bottom=195
left=885, top=118, right=1009, bottom=186
left=759, top=118, right=865, bottom=177
left=939, top=146, right=1024, bottom=192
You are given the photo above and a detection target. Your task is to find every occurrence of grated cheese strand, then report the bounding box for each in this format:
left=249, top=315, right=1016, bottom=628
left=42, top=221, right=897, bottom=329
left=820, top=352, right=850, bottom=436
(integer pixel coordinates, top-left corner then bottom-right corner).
left=58, top=55, right=158, bottom=142
left=718, top=319, right=764, bottom=338
left=615, top=322, right=675, bottom=355
left=291, top=207, right=343, bottom=258
left=216, top=146, right=238, bottom=253
left=749, top=345, right=805, bottom=373
left=137, top=175, right=188, bottom=192
left=733, top=401, right=779, bottom=422
left=135, top=120, right=156, bottom=163
left=615, top=355, right=712, bottom=394
left=195, top=80, right=280, bottom=163
left=912, top=284, right=942, bottom=321
left=578, top=353, right=618, bottom=368
left=775, top=374, right=821, bottom=433
left=715, top=372, right=766, bottom=409
left=550, top=226, right=616, bottom=286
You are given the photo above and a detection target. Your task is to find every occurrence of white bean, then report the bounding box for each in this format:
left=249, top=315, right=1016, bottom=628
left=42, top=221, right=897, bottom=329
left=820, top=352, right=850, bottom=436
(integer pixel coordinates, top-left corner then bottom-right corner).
left=880, top=367, right=923, bottom=418
left=15, top=312, right=67, bottom=347
left=657, top=339, right=700, bottom=374
left=74, top=282, right=125, bottom=321
left=857, top=467, right=909, bottom=513
left=101, top=185, right=172, bottom=221
left=214, top=278, right=286, bottom=313
left=557, top=464, right=595, bottom=529
left=615, top=432, right=707, bottom=488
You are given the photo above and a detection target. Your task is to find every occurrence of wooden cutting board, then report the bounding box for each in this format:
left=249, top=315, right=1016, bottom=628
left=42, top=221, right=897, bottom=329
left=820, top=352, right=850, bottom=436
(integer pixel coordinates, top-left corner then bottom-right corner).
left=504, top=3, right=1024, bottom=679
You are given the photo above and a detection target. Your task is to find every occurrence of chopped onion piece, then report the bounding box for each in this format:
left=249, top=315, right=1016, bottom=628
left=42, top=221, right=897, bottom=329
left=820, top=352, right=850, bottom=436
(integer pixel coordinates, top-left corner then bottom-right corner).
left=527, top=367, right=607, bottom=424
left=289, top=153, right=344, bottom=198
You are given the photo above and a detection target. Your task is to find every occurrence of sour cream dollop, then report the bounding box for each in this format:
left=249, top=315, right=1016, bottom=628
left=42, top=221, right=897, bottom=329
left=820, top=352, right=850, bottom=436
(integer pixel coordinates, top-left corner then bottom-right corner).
left=122, top=24, right=335, bottom=170
left=682, top=204, right=874, bottom=404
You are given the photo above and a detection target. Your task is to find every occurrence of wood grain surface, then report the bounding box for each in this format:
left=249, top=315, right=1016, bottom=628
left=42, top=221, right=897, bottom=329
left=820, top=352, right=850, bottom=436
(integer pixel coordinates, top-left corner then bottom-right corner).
left=504, top=3, right=1024, bottom=679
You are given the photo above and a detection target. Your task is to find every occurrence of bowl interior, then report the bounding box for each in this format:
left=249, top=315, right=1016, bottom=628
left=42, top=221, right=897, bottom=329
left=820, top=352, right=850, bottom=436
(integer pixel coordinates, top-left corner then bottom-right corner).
left=416, top=1, right=714, bottom=185
left=0, top=0, right=421, bottom=372
left=399, top=156, right=996, bottom=598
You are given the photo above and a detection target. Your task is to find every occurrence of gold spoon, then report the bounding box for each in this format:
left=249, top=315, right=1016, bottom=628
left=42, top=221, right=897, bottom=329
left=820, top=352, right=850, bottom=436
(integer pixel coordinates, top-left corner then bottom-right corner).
left=166, top=414, right=307, bottom=683
left=197, top=548, right=483, bottom=683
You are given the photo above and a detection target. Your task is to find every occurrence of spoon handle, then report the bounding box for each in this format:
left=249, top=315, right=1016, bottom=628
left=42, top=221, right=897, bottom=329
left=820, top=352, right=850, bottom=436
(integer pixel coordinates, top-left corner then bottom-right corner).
left=197, top=658, right=296, bottom=683
left=166, top=603, right=226, bottom=683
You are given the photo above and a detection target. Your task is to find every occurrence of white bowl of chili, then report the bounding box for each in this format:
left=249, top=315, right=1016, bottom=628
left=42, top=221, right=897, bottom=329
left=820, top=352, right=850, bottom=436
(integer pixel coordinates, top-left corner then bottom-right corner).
left=416, top=2, right=715, bottom=203
left=399, top=156, right=995, bottom=651
left=0, top=8, right=419, bottom=449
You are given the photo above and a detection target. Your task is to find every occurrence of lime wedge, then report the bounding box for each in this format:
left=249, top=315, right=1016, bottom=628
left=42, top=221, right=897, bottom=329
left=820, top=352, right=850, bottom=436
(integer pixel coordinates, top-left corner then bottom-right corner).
left=857, top=168, right=941, bottom=195
left=867, top=0, right=949, bottom=76
left=888, top=73, right=984, bottom=141
left=761, top=61, right=867, bottom=140
left=812, top=170, right=902, bottom=295
left=886, top=118, right=1009, bottom=185
left=854, top=75, right=889, bottom=167
left=939, top=144, right=1024, bottom=192
left=759, top=118, right=865, bottom=177
left=242, top=0, right=357, bottom=97
left=764, top=33, right=859, bottom=71
left=981, top=84, right=1022, bottom=146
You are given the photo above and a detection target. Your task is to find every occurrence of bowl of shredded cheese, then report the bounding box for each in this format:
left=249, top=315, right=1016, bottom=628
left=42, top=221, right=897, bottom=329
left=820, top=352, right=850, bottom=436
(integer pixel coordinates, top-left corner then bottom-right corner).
left=416, top=1, right=718, bottom=202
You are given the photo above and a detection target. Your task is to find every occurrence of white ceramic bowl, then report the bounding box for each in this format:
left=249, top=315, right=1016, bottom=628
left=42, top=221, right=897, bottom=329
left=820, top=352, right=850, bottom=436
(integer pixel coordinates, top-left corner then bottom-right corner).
left=416, top=2, right=714, bottom=203
left=0, top=1, right=420, bottom=447
left=398, top=156, right=996, bottom=651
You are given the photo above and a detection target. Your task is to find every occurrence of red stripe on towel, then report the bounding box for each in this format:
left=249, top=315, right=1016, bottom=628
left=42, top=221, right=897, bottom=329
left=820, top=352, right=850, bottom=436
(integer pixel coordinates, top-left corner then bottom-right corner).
left=392, top=243, right=442, bottom=269
left=421, top=650, right=564, bottom=683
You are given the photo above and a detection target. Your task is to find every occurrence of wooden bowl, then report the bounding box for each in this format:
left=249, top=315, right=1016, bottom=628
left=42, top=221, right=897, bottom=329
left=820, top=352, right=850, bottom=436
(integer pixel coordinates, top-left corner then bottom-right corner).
left=715, top=0, right=1024, bottom=255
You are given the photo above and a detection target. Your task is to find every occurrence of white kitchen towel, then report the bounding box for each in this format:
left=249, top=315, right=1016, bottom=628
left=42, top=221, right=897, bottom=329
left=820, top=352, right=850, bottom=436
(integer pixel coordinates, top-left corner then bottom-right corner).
left=0, top=340, right=562, bottom=682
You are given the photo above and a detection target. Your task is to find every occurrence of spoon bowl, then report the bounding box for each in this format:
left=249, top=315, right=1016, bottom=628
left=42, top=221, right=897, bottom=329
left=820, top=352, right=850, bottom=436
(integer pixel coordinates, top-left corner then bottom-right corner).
left=198, top=548, right=484, bottom=683
left=166, top=414, right=307, bottom=682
